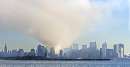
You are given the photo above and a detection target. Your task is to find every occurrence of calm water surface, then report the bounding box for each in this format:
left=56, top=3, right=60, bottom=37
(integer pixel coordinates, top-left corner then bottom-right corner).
left=0, top=60, right=129, bottom=67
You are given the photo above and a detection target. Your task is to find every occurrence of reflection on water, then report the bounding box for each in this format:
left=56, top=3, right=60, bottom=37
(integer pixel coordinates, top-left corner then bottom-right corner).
left=0, top=60, right=129, bottom=67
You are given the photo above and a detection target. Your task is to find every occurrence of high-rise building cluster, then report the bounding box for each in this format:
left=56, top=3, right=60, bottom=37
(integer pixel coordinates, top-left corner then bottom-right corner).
left=0, top=43, right=50, bottom=58
left=0, top=41, right=128, bottom=59
left=63, top=42, right=126, bottom=59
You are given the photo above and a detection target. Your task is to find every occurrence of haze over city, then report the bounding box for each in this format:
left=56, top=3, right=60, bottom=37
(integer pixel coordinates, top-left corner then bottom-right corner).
left=0, top=0, right=129, bottom=55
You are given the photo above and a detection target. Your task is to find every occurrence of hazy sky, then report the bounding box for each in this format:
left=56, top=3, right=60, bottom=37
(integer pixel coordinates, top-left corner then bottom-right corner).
left=79, top=0, right=130, bottom=54
left=0, top=0, right=130, bottom=53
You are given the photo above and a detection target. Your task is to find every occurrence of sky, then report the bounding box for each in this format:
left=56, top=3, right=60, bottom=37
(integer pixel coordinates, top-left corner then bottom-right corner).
left=0, top=0, right=129, bottom=54
left=79, top=0, right=130, bottom=54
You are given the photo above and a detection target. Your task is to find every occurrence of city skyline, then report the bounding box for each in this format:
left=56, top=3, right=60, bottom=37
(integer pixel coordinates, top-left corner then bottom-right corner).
left=0, top=0, right=129, bottom=55
left=0, top=0, right=129, bottom=67
left=0, top=41, right=127, bottom=55
left=0, top=41, right=128, bottom=60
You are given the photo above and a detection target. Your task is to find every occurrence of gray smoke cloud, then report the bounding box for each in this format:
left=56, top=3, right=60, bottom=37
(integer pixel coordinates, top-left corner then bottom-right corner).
left=0, top=0, right=104, bottom=52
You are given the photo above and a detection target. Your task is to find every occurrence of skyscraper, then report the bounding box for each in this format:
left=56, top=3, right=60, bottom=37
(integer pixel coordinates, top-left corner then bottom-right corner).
left=29, top=49, right=35, bottom=56
left=88, top=42, right=100, bottom=59
left=72, top=43, right=79, bottom=50
left=82, top=45, right=87, bottom=49
left=114, top=44, right=124, bottom=58
left=106, top=49, right=114, bottom=59
left=36, top=44, right=47, bottom=57
left=114, top=44, right=118, bottom=57
left=81, top=44, right=88, bottom=59
left=101, top=42, right=107, bottom=58
left=11, top=49, right=17, bottom=57
left=4, top=42, right=7, bottom=53
left=118, top=44, right=124, bottom=58
left=49, top=47, right=55, bottom=58
left=17, top=49, right=24, bottom=57
left=3, top=41, right=8, bottom=57
left=90, top=42, right=97, bottom=49
left=59, top=49, right=63, bottom=57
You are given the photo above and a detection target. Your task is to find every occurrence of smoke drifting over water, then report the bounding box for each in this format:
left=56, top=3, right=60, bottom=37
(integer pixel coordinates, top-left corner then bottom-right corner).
left=0, top=0, right=103, bottom=52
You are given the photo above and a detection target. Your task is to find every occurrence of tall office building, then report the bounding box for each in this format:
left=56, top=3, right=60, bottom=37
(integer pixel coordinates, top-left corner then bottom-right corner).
left=59, top=49, right=63, bottom=57
left=3, top=42, right=8, bottom=57
left=72, top=43, right=79, bottom=50
left=106, top=49, right=114, bottom=58
left=88, top=42, right=100, bottom=59
left=11, top=49, right=18, bottom=57
left=17, top=49, right=24, bottom=57
left=49, top=47, right=55, bottom=57
left=90, top=42, right=97, bottom=49
left=101, top=42, right=107, bottom=58
left=118, top=44, right=124, bottom=58
left=36, top=44, right=47, bottom=57
left=114, top=44, right=124, bottom=58
left=82, top=45, right=87, bottom=49
left=29, top=49, right=35, bottom=56
left=4, top=42, right=7, bottom=53
left=114, top=44, right=118, bottom=57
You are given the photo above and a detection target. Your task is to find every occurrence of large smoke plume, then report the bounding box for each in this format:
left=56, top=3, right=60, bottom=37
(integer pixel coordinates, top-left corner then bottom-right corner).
left=0, top=0, right=103, bottom=52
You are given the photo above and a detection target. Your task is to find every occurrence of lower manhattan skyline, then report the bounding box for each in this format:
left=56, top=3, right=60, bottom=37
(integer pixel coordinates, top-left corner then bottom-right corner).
left=0, top=0, right=129, bottom=55
left=0, top=33, right=129, bottom=55
left=0, top=40, right=127, bottom=59
left=0, top=0, right=130, bottom=67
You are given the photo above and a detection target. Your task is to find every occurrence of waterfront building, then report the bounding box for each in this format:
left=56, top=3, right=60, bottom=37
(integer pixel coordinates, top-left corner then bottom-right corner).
left=63, top=48, right=71, bottom=58
left=90, top=42, right=97, bottom=49
left=36, top=44, right=47, bottom=57
left=72, top=43, right=79, bottom=50
left=114, top=44, right=124, bottom=58
left=101, top=42, right=107, bottom=58
left=59, top=49, right=63, bottom=57
left=11, top=49, right=18, bottom=57
left=49, top=47, right=56, bottom=58
left=4, top=43, right=7, bottom=53
left=82, top=45, right=87, bottom=49
left=88, top=42, right=100, bottom=59
left=29, top=49, right=35, bottom=56
left=3, top=42, right=8, bottom=57
left=17, top=49, right=24, bottom=57
left=106, top=49, right=115, bottom=59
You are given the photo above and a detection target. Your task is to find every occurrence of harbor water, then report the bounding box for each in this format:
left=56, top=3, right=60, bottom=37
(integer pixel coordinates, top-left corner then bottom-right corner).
left=0, top=60, right=129, bottom=67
